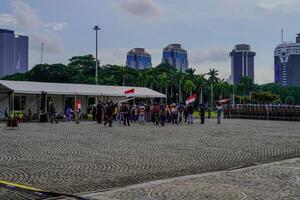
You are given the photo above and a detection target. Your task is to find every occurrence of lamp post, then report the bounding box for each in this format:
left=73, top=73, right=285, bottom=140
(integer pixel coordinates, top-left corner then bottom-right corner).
left=93, top=26, right=101, bottom=85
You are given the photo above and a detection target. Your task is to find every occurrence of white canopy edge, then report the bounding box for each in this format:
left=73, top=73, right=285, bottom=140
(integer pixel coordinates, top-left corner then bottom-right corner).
left=0, top=80, right=166, bottom=98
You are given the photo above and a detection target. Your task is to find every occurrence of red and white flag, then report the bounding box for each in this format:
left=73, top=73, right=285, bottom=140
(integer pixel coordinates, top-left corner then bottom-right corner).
left=75, top=99, right=81, bottom=111
left=124, top=88, right=135, bottom=98
left=186, top=94, right=197, bottom=105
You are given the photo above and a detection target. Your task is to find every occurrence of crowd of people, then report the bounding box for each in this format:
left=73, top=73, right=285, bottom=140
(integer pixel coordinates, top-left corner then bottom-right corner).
left=87, top=100, right=223, bottom=127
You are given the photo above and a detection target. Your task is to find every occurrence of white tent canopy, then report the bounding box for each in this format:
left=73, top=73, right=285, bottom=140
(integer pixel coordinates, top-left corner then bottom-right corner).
left=0, top=80, right=166, bottom=98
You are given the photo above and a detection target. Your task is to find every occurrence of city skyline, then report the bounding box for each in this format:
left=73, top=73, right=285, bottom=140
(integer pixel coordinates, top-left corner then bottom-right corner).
left=1, top=0, right=300, bottom=83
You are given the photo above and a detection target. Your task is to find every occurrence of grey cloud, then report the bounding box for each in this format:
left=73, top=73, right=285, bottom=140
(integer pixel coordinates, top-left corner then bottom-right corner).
left=0, top=14, right=17, bottom=27
left=43, top=22, right=67, bottom=31
left=256, top=0, right=300, bottom=11
left=119, top=0, right=163, bottom=18
left=189, top=48, right=228, bottom=64
left=30, top=32, right=63, bottom=54
left=11, top=0, right=40, bottom=28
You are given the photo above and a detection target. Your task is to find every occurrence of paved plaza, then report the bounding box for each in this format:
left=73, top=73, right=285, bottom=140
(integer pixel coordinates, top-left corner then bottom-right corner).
left=84, top=158, right=300, bottom=200
left=0, top=119, right=300, bottom=199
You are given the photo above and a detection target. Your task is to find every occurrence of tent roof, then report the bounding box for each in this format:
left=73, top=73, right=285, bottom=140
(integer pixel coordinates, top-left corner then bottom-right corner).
left=0, top=80, right=166, bottom=98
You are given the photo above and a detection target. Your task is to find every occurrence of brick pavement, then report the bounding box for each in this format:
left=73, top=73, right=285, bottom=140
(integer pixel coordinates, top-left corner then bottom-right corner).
left=0, top=119, right=299, bottom=199
left=85, top=158, right=300, bottom=200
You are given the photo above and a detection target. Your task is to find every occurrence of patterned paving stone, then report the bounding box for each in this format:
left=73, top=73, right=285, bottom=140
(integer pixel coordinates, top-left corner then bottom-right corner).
left=0, top=119, right=300, bottom=199
left=85, top=158, right=300, bottom=200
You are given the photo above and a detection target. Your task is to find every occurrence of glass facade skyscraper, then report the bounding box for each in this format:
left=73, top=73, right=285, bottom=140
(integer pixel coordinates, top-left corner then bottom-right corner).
left=126, top=48, right=152, bottom=70
left=274, top=33, right=300, bottom=86
left=230, top=44, right=256, bottom=84
left=0, top=29, right=28, bottom=78
left=162, top=44, right=188, bottom=71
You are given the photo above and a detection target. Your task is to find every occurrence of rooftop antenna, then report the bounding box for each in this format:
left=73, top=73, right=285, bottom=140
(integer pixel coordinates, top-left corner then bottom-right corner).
left=40, top=42, right=44, bottom=64
left=281, top=28, right=284, bottom=44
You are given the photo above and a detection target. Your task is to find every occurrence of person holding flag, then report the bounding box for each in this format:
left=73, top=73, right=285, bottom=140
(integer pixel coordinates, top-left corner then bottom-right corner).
left=185, top=94, right=196, bottom=125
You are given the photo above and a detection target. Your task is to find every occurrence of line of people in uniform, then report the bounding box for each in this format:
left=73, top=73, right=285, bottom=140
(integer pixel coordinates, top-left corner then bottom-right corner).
left=224, top=104, right=300, bottom=121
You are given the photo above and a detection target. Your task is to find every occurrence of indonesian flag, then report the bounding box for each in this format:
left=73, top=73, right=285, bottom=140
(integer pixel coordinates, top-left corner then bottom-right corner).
left=186, top=94, right=197, bottom=105
left=75, top=99, right=81, bottom=111
left=125, top=88, right=135, bottom=98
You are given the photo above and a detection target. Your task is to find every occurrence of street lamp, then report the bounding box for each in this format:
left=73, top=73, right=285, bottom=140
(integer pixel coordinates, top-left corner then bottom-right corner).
left=93, top=26, right=101, bottom=85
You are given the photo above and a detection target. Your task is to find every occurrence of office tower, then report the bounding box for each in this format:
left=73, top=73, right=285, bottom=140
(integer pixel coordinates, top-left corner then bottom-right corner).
left=126, top=48, right=152, bottom=69
left=0, top=29, right=28, bottom=77
left=274, top=33, right=300, bottom=86
left=162, top=44, right=188, bottom=71
left=230, top=44, right=256, bottom=84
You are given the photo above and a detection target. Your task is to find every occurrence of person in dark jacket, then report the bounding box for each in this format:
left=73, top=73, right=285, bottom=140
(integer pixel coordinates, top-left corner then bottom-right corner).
left=104, top=102, right=113, bottom=127
left=187, top=103, right=194, bottom=124
left=199, top=103, right=205, bottom=124
left=49, top=100, right=58, bottom=123
left=96, top=101, right=103, bottom=123
left=122, top=103, right=130, bottom=126
left=92, top=104, right=97, bottom=121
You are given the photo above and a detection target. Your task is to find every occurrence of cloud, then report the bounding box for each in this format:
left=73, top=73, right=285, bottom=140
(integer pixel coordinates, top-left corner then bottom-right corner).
left=119, top=0, right=163, bottom=18
left=30, top=32, right=63, bottom=54
left=10, top=0, right=40, bottom=28
left=189, top=48, right=228, bottom=64
left=256, top=0, right=300, bottom=11
left=43, top=22, right=67, bottom=31
left=0, top=14, right=17, bottom=26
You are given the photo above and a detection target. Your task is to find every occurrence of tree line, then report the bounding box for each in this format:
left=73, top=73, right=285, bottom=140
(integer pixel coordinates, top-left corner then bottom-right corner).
left=2, top=54, right=300, bottom=105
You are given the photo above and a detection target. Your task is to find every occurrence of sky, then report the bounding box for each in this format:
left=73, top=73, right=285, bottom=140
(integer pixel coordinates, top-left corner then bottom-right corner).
left=1, top=0, right=300, bottom=84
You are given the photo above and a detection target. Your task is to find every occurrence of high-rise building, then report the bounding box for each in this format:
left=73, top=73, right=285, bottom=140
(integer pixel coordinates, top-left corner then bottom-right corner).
left=126, top=48, right=152, bottom=69
left=230, top=44, right=256, bottom=84
left=162, top=44, right=188, bottom=71
left=0, top=29, right=28, bottom=78
left=274, top=33, right=300, bottom=86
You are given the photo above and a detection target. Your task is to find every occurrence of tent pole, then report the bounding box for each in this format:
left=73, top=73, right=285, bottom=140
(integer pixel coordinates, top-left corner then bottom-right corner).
left=12, top=92, right=15, bottom=118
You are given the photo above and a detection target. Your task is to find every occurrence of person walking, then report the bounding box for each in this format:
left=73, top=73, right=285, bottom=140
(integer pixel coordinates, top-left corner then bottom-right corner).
left=104, top=101, right=113, bottom=127
left=154, top=103, right=160, bottom=126
left=123, top=102, right=130, bottom=126
left=49, top=100, right=58, bottom=123
left=139, top=104, right=146, bottom=125
left=199, top=103, right=205, bottom=124
left=177, top=103, right=184, bottom=123
left=171, top=103, right=178, bottom=125
left=96, top=101, right=103, bottom=124
left=160, top=104, right=166, bottom=126
left=216, top=102, right=223, bottom=124
left=92, top=104, right=97, bottom=121
left=65, top=105, right=72, bottom=122
left=187, top=103, right=194, bottom=124
left=184, top=105, right=188, bottom=123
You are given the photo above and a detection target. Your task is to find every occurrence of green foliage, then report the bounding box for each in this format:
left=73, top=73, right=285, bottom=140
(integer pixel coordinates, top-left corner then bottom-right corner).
left=2, top=54, right=300, bottom=105
left=285, top=96, right=295, bottom=105
left=250, top=91, right=280, bottom=104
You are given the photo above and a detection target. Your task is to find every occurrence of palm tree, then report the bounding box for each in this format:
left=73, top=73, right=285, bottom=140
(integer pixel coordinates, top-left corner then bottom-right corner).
left=184, top=80, right=195, bottom=97
left=178, top=67, right=185, bottom=103
left=158, top=73, right=169, bottom=102
left=206, top=68, right=220, bottom=110
left=195, top=74, right=206, bottom=104
left=137, top=72, right=146, bottom=87
left=120, top=66, right=128, bottom=86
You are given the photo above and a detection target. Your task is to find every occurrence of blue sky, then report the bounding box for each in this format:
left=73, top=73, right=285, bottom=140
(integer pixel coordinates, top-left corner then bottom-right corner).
left=1, top=0, right=300, bottom=83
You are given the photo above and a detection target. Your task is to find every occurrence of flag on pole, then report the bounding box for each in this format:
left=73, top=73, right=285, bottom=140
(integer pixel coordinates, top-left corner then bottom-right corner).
left=75, top=99, right=81, bottom=111
left=185, top=94, right=197, bottom=104
left=125, top=88, right=135, bottom=98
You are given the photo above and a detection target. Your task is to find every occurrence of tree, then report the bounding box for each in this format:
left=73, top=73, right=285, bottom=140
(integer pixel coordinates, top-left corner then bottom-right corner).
left=184, top=80, right=195, bottom=96
left=158, top=73, right=169, bottom=102
left=285, top=96, right=295, bottom=105
left=207, top=68, right=220, bottom=110
left=120, top=66, right=128, bottom=86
